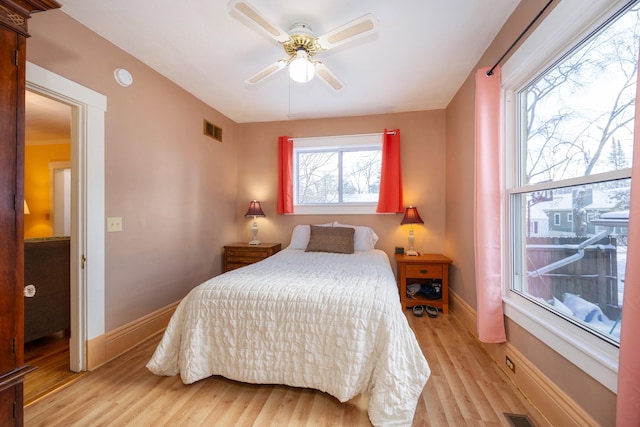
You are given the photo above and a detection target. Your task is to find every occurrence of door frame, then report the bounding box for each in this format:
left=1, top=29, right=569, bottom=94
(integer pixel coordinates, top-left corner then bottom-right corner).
left=26, top=62, right=106, bottom=372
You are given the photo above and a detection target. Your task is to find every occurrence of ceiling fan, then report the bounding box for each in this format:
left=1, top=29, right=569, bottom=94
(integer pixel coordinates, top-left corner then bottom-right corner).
left=229, top=0, right=378, bottom=91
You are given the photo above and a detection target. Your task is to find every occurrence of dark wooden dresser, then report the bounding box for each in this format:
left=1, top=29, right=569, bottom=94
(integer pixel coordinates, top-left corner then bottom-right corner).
left=0, top=1, right=60, bottom=425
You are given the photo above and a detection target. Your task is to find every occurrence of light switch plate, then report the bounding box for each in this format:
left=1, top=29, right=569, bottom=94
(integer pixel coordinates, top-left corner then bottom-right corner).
left=107, top=216, right=123, bottom=232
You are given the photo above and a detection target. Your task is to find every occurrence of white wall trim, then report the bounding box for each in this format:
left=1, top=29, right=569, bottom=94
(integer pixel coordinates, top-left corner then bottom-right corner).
left=26, top=62, right=106, bottom=371
left=503, top=294, right=619, bottom=392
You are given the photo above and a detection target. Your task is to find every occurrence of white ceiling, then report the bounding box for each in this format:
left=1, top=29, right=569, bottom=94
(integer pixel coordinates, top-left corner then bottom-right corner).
left=51, top=0, right=519, bottom=124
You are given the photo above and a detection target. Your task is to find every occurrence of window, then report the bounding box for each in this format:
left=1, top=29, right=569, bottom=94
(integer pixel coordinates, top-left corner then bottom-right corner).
left=292, top=134, right=382, bottom=214
left=502, top=0, right=638, bottom=392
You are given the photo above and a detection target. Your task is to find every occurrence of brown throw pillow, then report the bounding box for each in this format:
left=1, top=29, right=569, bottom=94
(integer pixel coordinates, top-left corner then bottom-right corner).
left=305, top=225, right=355, bottom=254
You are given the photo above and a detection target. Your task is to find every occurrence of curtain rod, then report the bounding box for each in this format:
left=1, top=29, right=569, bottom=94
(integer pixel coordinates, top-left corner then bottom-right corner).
left=486, top=0, right=555, bottom=76
left=288, top=131, right=395, bottom=142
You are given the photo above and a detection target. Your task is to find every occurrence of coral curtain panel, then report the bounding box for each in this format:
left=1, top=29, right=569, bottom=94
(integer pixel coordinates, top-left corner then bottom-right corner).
left=277, top=136, right=293, bottom=214
left=474, top=67, right=506, bottom=343
left=616, top=48, right=640, bottom=426
left=376, top=128, right=404, bottom=213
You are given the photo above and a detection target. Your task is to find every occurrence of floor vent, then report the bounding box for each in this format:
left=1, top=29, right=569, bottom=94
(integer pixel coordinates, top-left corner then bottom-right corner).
left=504, top=413, right=535, bottom=427
left=203, top=119, right=222, bottom=142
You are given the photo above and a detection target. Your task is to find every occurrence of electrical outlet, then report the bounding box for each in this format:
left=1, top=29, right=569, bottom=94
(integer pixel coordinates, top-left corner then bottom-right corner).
left=506, top=356, right=516, bottom=373
left=107, top=216, right=123, bottom=232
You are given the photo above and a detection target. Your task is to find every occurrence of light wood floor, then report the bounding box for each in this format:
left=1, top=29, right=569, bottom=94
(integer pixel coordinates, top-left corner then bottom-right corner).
left=24, top=312, right=550, bottom=426
left=24, top=333, right=81, bottom=405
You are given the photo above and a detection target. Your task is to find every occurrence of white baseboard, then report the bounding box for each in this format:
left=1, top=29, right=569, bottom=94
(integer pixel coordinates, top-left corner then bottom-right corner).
left=449, top=291, right=599, bottom=427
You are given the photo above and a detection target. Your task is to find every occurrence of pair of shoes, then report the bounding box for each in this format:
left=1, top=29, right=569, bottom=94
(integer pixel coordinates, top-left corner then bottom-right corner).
left=412, top=305, right=424, bottom=317
left=426, top=306, right=438, bottom=318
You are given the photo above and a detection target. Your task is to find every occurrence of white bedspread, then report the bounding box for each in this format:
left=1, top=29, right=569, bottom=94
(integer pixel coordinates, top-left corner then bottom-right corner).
left=147, top=248, right=430, bottom=426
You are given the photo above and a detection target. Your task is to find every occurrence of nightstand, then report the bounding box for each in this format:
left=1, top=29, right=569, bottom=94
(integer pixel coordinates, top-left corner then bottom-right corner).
left=223, top=243, right=281, bottom=272
left=395, top=253, right=452, bottom=313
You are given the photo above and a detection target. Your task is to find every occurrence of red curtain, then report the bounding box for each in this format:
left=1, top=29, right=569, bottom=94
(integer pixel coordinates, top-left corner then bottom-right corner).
left=474, top=67, right=506, bottom=343
left=277, top=136, right=293, bottom=214
left=376, top=128, right=404, bottom=213
left=615, top=45, right=640, bottom=426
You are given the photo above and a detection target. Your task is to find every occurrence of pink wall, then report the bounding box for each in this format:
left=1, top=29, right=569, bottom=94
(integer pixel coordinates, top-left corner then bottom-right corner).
left=445, top=1, right=616, bottom=425
left=27, top=10, right=240, bottom=330
left=237, top=110, right=447, bottom=264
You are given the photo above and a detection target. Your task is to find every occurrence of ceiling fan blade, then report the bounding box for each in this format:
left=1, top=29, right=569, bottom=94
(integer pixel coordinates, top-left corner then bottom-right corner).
left=246, top=60, right=287, bottom=85
left=317, top=13, right=378, bottom=50
left=228, top=0, right=290, bottom=43
left=315, top=63, right=344, bottom=91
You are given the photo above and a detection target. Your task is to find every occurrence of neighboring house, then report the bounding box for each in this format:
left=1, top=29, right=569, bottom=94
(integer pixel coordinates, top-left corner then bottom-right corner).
left=531, top=188, right=628, bottom=237
left=528, top=202, right=550, bottom=237
left=591, top=208, right=631, bottom=240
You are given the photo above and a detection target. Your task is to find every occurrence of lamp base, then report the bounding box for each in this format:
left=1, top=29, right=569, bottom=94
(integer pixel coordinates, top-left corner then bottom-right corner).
left=248, top=240, right=261, bottom=245
left=405, top=250, right=419, bottom=256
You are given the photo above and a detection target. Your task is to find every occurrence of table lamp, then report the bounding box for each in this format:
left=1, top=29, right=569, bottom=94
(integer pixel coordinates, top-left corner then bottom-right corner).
left=401, top=205, right=423, bottom=256
left=245, top=200, right=265, bottom=245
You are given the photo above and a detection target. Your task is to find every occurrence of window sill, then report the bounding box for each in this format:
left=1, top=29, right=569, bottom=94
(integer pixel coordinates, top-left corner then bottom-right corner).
left=292, top=204, right=380, bottom=215
left=503, top=291, right=619, bottom=393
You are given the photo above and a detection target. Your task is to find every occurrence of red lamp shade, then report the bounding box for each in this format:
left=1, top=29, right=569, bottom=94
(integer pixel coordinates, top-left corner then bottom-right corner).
left=401, top=206, right=423, bottom=225
left=245, top=200, right=265, bottom=218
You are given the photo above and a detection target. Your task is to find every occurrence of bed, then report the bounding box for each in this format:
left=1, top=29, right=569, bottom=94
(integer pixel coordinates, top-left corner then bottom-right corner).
left=147, top=224, right=430, bottom=426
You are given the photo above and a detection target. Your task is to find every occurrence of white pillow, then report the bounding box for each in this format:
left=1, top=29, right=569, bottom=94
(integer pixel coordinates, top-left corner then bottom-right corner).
left=333, top=222, right=379, bottom=250
left=288, top=223, right=332, bottom=249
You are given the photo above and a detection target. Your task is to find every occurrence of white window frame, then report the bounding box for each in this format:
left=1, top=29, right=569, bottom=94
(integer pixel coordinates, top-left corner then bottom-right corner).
left=501, top=0, right=634, bottom=393
left=292, top=133, right=383, bottom=215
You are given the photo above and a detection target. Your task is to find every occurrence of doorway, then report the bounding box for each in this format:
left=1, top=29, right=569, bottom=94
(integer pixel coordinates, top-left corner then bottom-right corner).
left=23, top=91, right=75, bottom=403
left=24, top=62, right=107, bottom=381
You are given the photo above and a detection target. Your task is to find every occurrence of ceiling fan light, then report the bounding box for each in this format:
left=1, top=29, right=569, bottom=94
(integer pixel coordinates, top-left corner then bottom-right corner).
left=289, top=50, right=315, bottom=83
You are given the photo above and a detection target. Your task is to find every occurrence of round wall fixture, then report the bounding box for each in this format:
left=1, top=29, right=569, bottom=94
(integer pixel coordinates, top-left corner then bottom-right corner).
left=114, top=68, right=133, bottom=87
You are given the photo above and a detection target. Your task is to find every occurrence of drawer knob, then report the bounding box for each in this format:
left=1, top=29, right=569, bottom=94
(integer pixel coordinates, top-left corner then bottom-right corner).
left=24, top=284, right=36, bottom=298
left=420, top=269, right=428, bottom=274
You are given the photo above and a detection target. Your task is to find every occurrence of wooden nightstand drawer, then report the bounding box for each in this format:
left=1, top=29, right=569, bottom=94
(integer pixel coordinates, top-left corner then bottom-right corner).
left=225, top=262, right=252, bottom=271
left=223, top=243, right=281, bottom=272
left=226, top=248, right=270, bottom=260
left=405, top=264, right=443, bottom=279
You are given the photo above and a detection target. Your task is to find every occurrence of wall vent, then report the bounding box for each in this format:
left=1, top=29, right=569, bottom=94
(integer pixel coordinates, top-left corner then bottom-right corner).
left=203, top=119, right=222, bottom=142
